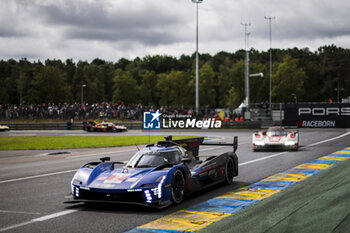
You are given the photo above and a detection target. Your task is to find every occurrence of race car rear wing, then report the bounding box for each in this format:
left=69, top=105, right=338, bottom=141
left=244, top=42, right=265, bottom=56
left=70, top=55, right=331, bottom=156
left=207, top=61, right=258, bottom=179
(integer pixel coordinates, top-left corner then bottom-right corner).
left=157, top=136, right=203, bottom=156
left=157, top=136, right=238, bottom=156
left=200, top=136, right=238, bottom=153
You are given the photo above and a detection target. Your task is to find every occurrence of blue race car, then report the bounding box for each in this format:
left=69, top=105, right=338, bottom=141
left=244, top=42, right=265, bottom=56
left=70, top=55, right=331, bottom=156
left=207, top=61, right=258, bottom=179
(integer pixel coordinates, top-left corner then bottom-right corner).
left=65, top=136, right=238, bottom=208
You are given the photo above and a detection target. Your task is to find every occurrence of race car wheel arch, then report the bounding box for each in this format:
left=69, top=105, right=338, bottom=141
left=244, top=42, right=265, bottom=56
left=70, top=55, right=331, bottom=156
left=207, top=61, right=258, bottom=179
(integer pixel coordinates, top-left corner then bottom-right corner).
left=171, top=169, right=185, bottom=204
left=225, top=157, right=236, bottom=184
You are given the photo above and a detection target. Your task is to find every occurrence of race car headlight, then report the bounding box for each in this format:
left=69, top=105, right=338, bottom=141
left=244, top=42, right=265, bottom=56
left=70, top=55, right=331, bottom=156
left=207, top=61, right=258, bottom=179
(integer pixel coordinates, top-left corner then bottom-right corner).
left=151, top=176, right=166, bottom=199
left=142, top=176, right=166, bottom=202
left=284, top=141, right=296, bottom=146
left=74, top=186, right=80, bottom=197
left=254, top=141, right=265, bottom=146
left=71, top=179, right=82, bottom=194
left=144, top=190, right=152, bottom=203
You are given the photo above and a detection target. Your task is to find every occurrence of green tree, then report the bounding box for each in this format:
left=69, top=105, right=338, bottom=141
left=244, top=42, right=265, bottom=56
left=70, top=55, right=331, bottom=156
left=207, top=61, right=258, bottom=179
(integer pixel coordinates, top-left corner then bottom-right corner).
left=139, top=70, right=158, bottom=105
left=139, top=55, right=178, bottom=74
left=72, top=61, right=88, bottom=102
left=272, top=55, right=307, bottom=103
left=218, top=60, right=245, bottom=108
left=0, top=45, right=349, bottom=106
left=249, top=62, right=269, bottom=103
left=83, top=64, right=105, bottom=103
left=2, top=59, right=20, bottom=104
left=226, top=86, right=241, bottom=108
left=157, top=71, right=192, bottom=107
left=16, top=71, right=28, bottom=104
left=198, top=62, right=216, bottom=107
left=318, top=45, right=350, bottom=102
left=112, top=69, right=138, bottom=104
left=72, top=62, right=114, bottom=103
left=0, top=79, right=9, bottom=103
left=30, top=66, right=72, bottom=103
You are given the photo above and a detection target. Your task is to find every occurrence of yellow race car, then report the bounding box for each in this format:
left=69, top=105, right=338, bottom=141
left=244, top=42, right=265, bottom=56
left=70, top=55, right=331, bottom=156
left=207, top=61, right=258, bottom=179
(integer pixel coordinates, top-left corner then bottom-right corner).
left=83, top=121, right=127, bottom=132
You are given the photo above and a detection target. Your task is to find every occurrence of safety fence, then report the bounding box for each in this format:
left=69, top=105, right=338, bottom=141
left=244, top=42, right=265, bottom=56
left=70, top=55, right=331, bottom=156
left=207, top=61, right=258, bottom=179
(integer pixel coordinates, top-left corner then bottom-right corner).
left=3, top=121, right=269, bottom=131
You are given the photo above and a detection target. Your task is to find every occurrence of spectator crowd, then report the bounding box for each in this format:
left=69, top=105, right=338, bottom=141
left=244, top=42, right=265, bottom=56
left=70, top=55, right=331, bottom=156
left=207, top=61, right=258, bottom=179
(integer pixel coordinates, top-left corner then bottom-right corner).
left=0, top=103, right=223, bottom=121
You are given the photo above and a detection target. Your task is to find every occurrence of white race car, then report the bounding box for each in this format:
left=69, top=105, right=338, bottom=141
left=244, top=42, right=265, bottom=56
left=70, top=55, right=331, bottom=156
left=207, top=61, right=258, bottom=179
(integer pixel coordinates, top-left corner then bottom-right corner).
left=0, top=125, right=9, bottom=131
left=252, top=126, right=299, bottom=151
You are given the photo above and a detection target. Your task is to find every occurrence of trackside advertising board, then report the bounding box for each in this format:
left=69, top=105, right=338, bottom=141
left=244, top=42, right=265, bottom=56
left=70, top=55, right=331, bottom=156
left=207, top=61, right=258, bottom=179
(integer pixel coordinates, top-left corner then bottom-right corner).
left=283, top=103, right=350, bottom=128
left=143, top=110, right=222, bottom=129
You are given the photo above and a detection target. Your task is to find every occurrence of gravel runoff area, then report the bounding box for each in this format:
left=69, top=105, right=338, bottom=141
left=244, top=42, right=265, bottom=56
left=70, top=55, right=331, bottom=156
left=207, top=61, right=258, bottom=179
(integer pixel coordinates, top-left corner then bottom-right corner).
left=199, top=149, right=350, bottom=233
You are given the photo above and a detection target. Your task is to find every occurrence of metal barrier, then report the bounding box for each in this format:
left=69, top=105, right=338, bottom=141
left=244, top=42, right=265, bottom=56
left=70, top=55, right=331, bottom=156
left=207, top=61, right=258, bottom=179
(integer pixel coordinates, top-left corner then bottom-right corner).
left=3, top=121, right=273, bottom=130
left=4, top=122, right=142, bottom=130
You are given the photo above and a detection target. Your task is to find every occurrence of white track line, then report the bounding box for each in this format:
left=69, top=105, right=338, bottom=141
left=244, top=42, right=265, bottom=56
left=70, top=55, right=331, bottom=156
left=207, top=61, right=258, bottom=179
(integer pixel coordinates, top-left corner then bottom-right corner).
left=0, top=210, right=40, bottom=215
left=239, top=151, right=288, bottom=166
left=8, top=134, right=36, bottom=136
left=305, top=132, right=350, bottom=148
left=0, top=209, right=78, bottom=232
left=0, top=170, right=77, bottom=184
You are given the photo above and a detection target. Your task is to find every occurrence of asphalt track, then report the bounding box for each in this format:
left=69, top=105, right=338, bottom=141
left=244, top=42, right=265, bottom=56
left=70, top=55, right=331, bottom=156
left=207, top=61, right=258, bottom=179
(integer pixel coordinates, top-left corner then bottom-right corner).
left=0, top=129, right=349, bottom=232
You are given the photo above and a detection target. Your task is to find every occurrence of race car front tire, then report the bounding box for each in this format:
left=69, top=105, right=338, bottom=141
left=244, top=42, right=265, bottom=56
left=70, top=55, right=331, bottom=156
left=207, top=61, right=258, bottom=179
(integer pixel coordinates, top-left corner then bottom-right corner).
left=225, top=157, right=235, bottom=184
left=171, top=170, right=185, bottom=204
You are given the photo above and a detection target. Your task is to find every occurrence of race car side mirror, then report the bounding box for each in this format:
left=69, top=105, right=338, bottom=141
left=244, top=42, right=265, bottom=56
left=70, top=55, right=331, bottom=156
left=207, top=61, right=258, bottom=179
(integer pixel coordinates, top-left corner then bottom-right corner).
left=181, top=158, right=192, bottom=163
left=233, top=136, right=238, bottom=153
left=100, top=157, right=110, bottom=162
left=165, top=136, right=173, bottom=141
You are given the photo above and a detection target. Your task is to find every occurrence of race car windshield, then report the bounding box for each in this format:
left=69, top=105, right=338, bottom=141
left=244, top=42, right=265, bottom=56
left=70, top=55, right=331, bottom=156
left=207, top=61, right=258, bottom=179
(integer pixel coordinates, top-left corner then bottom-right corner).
left=126, top=150, right=181, bottom=168
left=267, top=129, right=285, bottom=137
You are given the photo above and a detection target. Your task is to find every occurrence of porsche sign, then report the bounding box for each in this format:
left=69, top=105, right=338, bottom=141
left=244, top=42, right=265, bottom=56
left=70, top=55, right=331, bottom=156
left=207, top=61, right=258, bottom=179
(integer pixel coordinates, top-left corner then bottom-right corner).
left=284, top=103, right=350, bottom=128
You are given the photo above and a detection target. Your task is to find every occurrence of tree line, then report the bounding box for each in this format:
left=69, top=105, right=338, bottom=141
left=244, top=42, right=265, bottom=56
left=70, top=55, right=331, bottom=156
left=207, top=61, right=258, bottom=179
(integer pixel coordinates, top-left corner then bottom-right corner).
left=0, top=44, right=349, bottom=109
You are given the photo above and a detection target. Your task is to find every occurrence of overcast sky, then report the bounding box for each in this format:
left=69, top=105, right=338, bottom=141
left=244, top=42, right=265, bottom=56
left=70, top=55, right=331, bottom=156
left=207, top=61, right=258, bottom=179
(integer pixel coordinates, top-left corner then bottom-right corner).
left=1, top=0, right=349, bottom=62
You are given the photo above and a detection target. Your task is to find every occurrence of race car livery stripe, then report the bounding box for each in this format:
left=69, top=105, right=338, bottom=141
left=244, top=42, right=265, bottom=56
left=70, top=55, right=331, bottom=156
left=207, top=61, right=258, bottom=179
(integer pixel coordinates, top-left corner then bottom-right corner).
left=125, top=147, right=350, bottom=233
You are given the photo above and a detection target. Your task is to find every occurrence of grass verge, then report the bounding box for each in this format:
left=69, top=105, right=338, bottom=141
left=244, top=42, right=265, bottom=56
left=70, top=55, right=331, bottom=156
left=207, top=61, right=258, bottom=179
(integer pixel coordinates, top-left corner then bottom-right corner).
left=0, top=135, right=197, bottom=150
